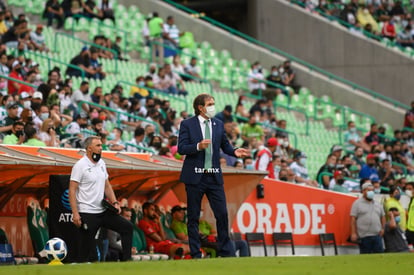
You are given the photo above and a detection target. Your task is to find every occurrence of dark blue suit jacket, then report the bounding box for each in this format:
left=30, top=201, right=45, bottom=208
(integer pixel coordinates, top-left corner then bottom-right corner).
left=178, top=116, right=236, bottom=185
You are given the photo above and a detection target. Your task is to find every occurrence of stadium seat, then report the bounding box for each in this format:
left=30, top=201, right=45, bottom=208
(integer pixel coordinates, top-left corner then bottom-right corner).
left=246, top=232, right=267, bottom=256
left=230, top=232, right=242, bottom=241
left=276, top=94, right=289, bottom=107
left=289, top=94, right=303, bottom=109
left=27, top=202, right=49, bottom=258
left=319, top=233, right=338, bottom=256
left=272, top=232, right=295, bottom=256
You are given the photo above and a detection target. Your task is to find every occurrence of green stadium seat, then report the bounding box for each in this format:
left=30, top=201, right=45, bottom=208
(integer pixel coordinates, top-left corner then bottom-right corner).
left=289, top=94, right=302, bottom=109
left=299, top=87, right=311, bottom=101
left=200, top=41, right=211, bottom=52
left=382, top=123, right=394, bottom=137
left=64, top=17, right=74, bottom=31
left=27, top=202, right=49, bottom=257
left=276, top=94, right=289, bottom=107
left=220, top=75, right=232, bottom=89
left=10, top=0, right=26, bottom=7
left=220, top=49, right=231, bottom=61
left=206, top=49, right=218, bottom=61
left=305, top=94, right=316, bottom=105
left=333, top=111, right=345, bottom=127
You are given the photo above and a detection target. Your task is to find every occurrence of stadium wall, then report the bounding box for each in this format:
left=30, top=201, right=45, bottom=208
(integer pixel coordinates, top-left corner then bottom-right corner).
left=248, top=0, right=412, bottom=108
left=123, top=0, right=406, bottom=128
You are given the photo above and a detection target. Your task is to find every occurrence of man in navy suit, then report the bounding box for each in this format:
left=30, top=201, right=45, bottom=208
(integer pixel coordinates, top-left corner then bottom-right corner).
left=178, top=93, right=249, bottom=258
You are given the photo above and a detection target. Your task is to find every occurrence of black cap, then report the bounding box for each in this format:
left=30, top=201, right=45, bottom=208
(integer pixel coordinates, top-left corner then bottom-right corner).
left=171, top=205, right=187, bottom=214
left=6, top=102, right=18, bottom=109
left=224, top=105, right=232, bottom=113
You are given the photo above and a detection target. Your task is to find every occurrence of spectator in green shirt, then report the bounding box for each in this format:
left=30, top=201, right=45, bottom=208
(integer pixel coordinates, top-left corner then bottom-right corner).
left=170, top=205, right=188, bottom=242
left=3, top=121, right=25, bottom=145
left=241, top=115, right=264, bottom=145
left=23, top=123, right=46, bottom=147
left=148, top=12, right=164, bottom=64
left=169, top=205, right=218, bottom=255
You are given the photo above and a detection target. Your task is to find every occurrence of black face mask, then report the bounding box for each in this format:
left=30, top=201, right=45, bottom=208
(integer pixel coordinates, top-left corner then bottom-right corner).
left=153, top=142, right=162, bottom=149
left=147, top=104, right=155, bottom=109
left=123, top=105, right=129, bottom=109
left=80, top=123, right=88, bottom=128
left=250, top=123, right=256, bottom=127
left=82, top=89, right=89, bottom=95
left=170, top=140, right=177, bottom=146
left=15, top=130, right=24, bottom=138
left=279, top=177, right=288, bottom=181
left=147, top=132, right=154, bottom=139
left=345, top=164, right=352, bottom=169
left=27, top=117, right=33, bottom=122
left=92, top=152, right=101, bottom=162
left=337, top=179, right=345, bottom=185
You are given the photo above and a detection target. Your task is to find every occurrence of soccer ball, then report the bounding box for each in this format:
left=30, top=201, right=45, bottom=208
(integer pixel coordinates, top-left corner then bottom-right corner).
left=44, top=237, right=67, bottom=261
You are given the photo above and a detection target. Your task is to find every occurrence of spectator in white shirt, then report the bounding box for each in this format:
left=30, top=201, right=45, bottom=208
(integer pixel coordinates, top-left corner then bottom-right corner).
left=164, top=63, right=188, bottom=96
left=248, top=61, right=266, bottom=94
left=107, top=127, right=125, bottom=151
left=71, top=81, right=91, bottom=116
left=289, top=152, right=318, bottom=187
left=29, top=24, right=48, bottom=52
left=126, top=126, right=147, bottom=153
left=183, top=57, right=201, bottom=80
left=163, top=16, right=182, bottom=49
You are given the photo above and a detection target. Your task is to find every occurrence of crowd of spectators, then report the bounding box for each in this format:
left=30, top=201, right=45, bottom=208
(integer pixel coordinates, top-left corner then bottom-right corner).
left=0, top=1, right=412, bottom=198
left=298, top=0, right=414, bottom=48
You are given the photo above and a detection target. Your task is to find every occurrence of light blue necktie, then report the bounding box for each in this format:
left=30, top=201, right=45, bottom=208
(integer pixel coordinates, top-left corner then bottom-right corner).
left=204, top=120, right=212, bottom=169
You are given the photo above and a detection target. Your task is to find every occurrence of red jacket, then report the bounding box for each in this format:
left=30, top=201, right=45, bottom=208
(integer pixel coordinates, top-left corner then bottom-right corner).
left=255, top=148, right=275, bottom=179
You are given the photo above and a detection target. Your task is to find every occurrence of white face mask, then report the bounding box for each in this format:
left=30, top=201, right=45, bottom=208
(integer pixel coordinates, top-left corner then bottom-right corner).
left=40, top=112, right=49, bottom=121
left=406, top=190, right=413, bottom=198
left=23, top=100, right=31, bottom=109
left=205, top=105, right=215, bottom=118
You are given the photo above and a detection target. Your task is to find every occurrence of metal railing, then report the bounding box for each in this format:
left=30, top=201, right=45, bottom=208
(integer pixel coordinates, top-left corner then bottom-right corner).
left=149, top=39, right=208, bottom=78
left=54, top=32, right=118, bottom=74
left=146, top=59, right=214, bottom=95
left=317, top=171, right=365, bottom=191
left=313, top=98, right=376, bottom=129
left=77, top=100, right=160, bottom=133
left=0, top=74, right=38, bottom=89
left=24, top=50, right=86, bottom=80
left=273, top=102, right=310, bottom=136
left=116, top=80, right=189, bottom=112
left=161, top=0, right=410, bottom=111
left=125, top=142, right=156, bottom=154
left=230, top=69, right=290, bottom=96
left=392, top=162, right=408, bottom=177
left=402, top=127, right=414, bottom=133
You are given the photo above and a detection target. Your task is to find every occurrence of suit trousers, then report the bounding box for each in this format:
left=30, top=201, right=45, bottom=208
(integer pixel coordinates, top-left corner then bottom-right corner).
left=77, top=211, right=133, bottom=262
left=185, top=174, right=235, bottom=258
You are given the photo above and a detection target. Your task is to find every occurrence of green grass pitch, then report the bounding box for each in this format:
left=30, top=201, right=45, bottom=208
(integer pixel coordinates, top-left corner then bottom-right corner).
left=1, top=254, right=413, bottom=275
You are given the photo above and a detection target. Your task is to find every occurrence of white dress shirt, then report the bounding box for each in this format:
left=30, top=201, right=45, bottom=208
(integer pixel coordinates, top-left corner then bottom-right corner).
left=197, top=115, right=213, bottom=155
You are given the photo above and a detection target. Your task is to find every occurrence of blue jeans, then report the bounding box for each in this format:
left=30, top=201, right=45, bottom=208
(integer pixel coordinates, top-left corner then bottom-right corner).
left=359, top=235, right=384, bottom=254
left=45, top=12, right=64, bottom=28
